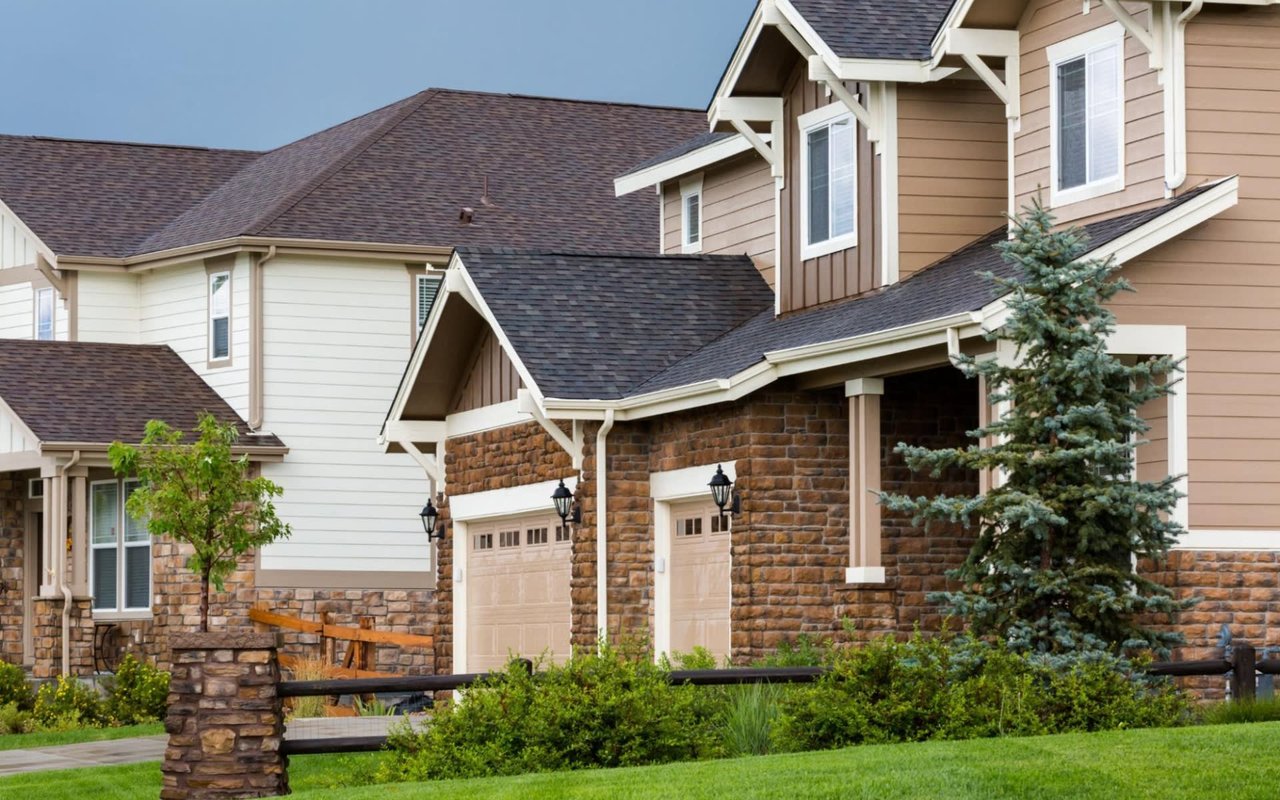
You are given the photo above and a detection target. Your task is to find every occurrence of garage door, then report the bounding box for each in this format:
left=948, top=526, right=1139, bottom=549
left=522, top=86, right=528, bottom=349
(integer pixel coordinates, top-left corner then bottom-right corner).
left=670, top=500, right=731, bottom=662
left=467, top=513, right=572, bottom=673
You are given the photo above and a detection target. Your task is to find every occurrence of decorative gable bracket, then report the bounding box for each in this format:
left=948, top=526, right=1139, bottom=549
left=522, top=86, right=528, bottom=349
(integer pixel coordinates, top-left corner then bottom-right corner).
left=806, top=56, right=893, bottom=151
left=708, top=97, right=786, bottom=179
left=940, top=29, right=1021, bottom=122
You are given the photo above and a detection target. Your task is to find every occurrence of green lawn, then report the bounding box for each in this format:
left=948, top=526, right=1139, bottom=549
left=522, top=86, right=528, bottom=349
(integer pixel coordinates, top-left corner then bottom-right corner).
left=0, top=723, right=163, bottom=752
left=5, top=724, right=1280, bottom=800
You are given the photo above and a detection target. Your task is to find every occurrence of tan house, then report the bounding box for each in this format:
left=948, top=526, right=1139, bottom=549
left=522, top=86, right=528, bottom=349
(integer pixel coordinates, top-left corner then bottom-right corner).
left=385, top=0, right=1280, bottom=674
left=0, top=90, right=705, bottom=677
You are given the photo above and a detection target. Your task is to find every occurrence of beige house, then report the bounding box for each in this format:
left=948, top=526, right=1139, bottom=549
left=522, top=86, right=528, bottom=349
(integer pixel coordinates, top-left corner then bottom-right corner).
left=385, top=0, right=1280, bottom=674
left=0, top=90, right=705, bottom=677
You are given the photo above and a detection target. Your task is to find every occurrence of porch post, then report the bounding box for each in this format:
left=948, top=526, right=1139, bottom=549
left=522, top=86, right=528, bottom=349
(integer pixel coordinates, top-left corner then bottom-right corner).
left=846, top=379, right=885, bottom=584
left=977, top=375, right=994, bottom=495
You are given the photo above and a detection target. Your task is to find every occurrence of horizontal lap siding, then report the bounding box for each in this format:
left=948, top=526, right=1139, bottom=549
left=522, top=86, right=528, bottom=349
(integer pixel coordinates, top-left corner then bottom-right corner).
left=898, top=82, right=1009, bottom=276
left=257, top=256, right=430, bottom=574
left=662, top=152, right=777, bottom=288
left=451, top=330, right=521, bottom=413
left=77, top=271, right=140, bottom=344
left=1015, top=0, right=1165, bottom=223
left=1111, top=4, right=1280, bottom=531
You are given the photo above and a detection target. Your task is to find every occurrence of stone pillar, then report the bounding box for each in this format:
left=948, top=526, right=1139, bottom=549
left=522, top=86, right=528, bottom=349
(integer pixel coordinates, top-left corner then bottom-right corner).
left=163, top=632, right=287, bottom=800
left=31, top=596, right=94, bottom=678
left=845, top=378, right=885, bottom=584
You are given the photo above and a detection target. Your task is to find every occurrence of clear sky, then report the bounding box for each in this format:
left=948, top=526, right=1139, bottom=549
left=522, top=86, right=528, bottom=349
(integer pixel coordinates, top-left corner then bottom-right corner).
left=0, top=0, right=754, bottom=151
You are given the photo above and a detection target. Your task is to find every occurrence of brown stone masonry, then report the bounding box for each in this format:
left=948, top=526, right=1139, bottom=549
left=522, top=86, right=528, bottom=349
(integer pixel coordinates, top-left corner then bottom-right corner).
left=0, top=475, right=25, bottom=666
left=32, top=597, right=94, bottom=678
left=162, top=631, right=287, bottom=800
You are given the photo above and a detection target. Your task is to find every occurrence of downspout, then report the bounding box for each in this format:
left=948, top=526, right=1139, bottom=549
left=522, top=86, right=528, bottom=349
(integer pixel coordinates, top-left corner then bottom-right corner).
left=595, top=410, right=615, bottom=647
left=1165, top=0, right=1204, bottom=194
left=248, top=245, right=276, bottom=431
left=56, top=450, right=81, bottom=677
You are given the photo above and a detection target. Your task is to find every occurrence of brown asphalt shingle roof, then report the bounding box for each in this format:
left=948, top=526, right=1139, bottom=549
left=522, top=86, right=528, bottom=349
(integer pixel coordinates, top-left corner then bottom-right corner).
left=0, top=339, right=284, bottom=448
left=0, top=89, right=707, bottom=259
left=789, top=0, right=958, bottom=60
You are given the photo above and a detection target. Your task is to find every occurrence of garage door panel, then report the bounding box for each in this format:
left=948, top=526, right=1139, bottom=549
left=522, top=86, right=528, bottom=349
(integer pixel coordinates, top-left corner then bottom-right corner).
left=670, top=502, right=731, bottom=661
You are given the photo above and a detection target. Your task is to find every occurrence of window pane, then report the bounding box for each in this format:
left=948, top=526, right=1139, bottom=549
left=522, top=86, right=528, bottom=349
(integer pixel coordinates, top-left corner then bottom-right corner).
left=210, top=274, right=230, bottom=315
left=1057, top=57, right=1088, bottom=190
left=93, top=548, right=118, bottom=611
left=36, top=289, right=54, bottom=340
left=829, top=118, right=857, bottom=238
left=1087, top=45, right=1121, bottom=183
left=212, top=316, right=230, bottom=359
left=807, top=126, right=830, bottom=245
left=417, top=275, right=442, bottom=328
left=125, top=544, right=151, bottom=609
left=685, top=194, right=701, bottom=245
left=91, top=483, right=119, bottom=545
left=123, top=482, right=148, bottom=542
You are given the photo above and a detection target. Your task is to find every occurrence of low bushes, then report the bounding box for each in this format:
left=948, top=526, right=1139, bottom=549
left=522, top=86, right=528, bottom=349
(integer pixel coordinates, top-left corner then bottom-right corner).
left=102, top=655, right=170, bottom=725
left=0, top=662, right=34, bottom=711
left=0, top=654, right=170, bottom=735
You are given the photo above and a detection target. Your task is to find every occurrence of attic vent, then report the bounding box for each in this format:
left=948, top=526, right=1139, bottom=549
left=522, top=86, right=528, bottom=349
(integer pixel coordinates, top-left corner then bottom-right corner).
left=459, top=207, right=475, bottom=225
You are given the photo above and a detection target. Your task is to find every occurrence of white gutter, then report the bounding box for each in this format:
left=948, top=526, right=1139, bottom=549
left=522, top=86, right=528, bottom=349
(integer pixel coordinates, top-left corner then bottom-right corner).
left=1165, top=0, right=1204, bottom=194
left=56, top=450, right=81, bottom=677
left=595, top=409, right=615, bottom=648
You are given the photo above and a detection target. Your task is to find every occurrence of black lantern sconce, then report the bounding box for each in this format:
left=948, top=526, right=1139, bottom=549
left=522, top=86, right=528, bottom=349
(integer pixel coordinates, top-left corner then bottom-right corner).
left=551, top=479, right=582, bottom=527
left=708, top=465, right=741, bottom=519
left=419, top=498, right=446, bottom=542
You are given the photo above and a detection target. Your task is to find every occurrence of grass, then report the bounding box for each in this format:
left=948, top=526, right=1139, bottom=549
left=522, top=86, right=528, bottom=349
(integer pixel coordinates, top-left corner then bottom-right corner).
left=5, top=723, right=1280, bottom=799
left=0, top=723, right=164, bottom=752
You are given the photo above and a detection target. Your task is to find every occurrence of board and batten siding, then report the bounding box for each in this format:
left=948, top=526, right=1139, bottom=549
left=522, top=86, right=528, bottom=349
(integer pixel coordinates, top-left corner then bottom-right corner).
left=1111, top=3, right=1280, bottom=531
left=138, top=255, right=250, bottom=418
left=0, top=204, right=69, bottom=341
left=778, top=64, right=881, bottom=313
left=0, top=406, right=36, bottom=455
left=897, top=80, right=1009, bottom=277
left=256, top=255, right=430, bottom=575
left=1015, top=0, right=1165, bottom=224
left=77, top=271, right=141, bottom=344
left=451, top=329, right=522, bottom=414
left=661, top=152, right=777, bottom=288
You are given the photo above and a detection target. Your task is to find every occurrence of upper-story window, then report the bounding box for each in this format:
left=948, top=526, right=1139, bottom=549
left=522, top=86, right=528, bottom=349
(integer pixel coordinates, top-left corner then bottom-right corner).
left=800, top=104, right=858, bottom=261
left=34, top=287, right=54, bottom=340
left=209, top=271, right=231, bottom=363
left=680, top=175, right=703, bottom=254
left=417, top=273, right=442, bottom=330
left=1049, top=23, right=1125, bottom=207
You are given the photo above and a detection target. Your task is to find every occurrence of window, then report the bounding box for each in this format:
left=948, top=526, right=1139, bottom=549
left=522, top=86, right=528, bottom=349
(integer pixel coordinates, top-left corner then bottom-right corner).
left=416, top=273, right=442, bottom=330
left=474, top=532, right=494, bottom=550
left=800, top=105, right=858, bottom=260
left=499, top=529, right=520, bottom=548
left=91, top=479, right=151, bottom=614
left=1049, top=24, right=1125, bottom=206
left=209, top=271, right=231, bottom=362
left=35, top=287, right=54, bottom=340
left=555, top=524, right=571, bottom=543
left=679, top=517, right=703, bottom=537
left=526, top=526, right=548, bottom=546
left=28, top=478, right=43, bottom=499
left=680, top=175, right=703, bottom=253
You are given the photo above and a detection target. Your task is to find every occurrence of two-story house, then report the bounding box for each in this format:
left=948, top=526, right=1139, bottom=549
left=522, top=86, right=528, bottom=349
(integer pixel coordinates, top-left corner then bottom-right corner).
left=385, top=0, right=1280, bottom=675
left=0, top=88, right=706, bottom=676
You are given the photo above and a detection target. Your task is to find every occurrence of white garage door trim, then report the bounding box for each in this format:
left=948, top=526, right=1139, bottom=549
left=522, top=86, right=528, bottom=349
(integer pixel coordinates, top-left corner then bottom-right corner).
left=451, top=478, right=576, bottom=674
left=651, top=462, right=735, bottom=660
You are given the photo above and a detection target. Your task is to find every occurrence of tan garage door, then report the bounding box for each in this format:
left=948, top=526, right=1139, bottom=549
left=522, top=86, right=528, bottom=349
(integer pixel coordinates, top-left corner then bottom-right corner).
left=467, top=513, right=572, bottom=673
left=670, top=500, right=731, bottom=662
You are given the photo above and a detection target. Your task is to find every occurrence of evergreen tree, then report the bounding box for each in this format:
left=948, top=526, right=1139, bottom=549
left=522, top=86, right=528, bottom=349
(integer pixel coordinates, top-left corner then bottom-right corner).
left=881, top=202, right=1193, bottom=655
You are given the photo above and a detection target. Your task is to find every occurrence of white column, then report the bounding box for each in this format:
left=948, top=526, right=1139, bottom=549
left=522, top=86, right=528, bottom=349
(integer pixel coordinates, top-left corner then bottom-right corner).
left=846, top=378, right=885, bottom=584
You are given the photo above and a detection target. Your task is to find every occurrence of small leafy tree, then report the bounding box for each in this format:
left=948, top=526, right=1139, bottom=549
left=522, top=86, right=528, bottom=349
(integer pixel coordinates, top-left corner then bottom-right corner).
left=881, top=201, right=1194, bottom=656
left=109, top=413, right=290, bottom=632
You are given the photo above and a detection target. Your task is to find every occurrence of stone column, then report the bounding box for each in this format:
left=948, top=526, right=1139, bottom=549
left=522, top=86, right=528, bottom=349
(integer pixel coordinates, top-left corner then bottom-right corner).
left=163, top=632, right=287, bottom=800
left=846, top=378, right=885, bottom=584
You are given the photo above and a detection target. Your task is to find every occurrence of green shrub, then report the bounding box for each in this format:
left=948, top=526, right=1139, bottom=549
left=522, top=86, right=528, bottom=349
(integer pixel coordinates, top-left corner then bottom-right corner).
left=33, top=675, right=106, bottom=729
left=0, top=701, right=33, bottom=734
left=380, top=647, right=725, bottom=782
left=0, top=661, right=34, bottom=711
left=757, top=634, right=834, bottom=668
left=722, top=682, right=782, bottom=756
left=102, top=654, right=170, bottom=725
left=1200, top=697, right=1280, bottom=726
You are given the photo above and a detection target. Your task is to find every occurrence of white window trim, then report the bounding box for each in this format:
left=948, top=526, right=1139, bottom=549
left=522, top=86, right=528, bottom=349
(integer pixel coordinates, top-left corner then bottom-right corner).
left=34, top=286, right=55, bottom=341
left=798, top=102, right=859, bottom=262
left=679, top=174, right=703, bottom=254
left=90, top=478, right=153, bottom=616
left=28, top=478, right=43, bottom=499
left=1048, top=22, right=1127, bottom=209
left=208, top=270, right=232, bottom=364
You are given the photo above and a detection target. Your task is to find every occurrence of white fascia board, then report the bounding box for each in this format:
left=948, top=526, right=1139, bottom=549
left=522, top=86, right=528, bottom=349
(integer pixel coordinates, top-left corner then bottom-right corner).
left=383, top=420, right=447, bottom=443
left=930, top=0, right=978, bottom=56
left=833, top=58, right=939, bottom=83
left=450, top=477, right=577, bottom=522
left=709, top=2, right=769, bottom=115
left=614, top=135, right=768, bottom=197
left=445, top=399, right=530, bottom=438
left=765, top=312, right=982, bottom=374
left=651, top=461, right=737, bottom=502
left=1175, top=530, right=1280, bottom=551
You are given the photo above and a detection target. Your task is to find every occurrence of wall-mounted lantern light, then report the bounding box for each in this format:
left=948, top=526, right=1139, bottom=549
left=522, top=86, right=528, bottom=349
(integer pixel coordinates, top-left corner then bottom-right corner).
left=551, top=479, right=582, bottom=526
left=708, top=465, right=740, bottom=519
left=420, top=498, right=445, bottom=542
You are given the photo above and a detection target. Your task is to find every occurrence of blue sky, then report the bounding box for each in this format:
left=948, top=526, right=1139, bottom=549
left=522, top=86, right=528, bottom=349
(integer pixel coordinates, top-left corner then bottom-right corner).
left=0, top=0, right=753, bottom=150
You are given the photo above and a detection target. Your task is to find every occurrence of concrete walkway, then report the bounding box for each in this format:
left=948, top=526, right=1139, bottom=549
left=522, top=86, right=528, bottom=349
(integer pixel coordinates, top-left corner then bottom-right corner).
left=0, top=716, right=417, bottom=777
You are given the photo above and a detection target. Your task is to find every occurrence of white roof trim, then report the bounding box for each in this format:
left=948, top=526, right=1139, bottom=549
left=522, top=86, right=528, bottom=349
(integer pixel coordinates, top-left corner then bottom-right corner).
left=614, top=134, right=769, bottom=197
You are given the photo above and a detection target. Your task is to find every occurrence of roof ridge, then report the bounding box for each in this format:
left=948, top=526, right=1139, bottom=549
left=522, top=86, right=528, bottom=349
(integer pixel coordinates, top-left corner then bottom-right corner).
left=0, top=131, right=259, bottom=155
left=245, top=90, right=440, bottom=236
left=459, top=245, right=751, bottom=261
left=425, top=87, right=701, bottom=114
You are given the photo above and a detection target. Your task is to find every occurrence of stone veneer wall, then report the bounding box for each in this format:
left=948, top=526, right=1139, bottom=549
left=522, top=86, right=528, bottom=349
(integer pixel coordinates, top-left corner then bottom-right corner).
left=31, top=597, right=94, bottom=678
left=0, top=475, right=26, bottom=666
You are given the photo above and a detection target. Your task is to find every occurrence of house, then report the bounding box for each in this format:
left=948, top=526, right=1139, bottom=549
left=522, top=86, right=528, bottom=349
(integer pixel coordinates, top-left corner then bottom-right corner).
left=384, top=0, right=1280, bottom=675
left=0, top=89, right=706, bottom=676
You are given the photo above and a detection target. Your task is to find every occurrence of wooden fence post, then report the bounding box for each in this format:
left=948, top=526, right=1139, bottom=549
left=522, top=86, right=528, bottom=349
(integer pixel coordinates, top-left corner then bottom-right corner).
left=1232, top=643, right=1257, bottom=702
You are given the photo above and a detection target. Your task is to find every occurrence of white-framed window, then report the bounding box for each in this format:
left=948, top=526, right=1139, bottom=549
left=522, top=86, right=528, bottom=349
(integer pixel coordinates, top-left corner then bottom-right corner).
left=417, top=273, right=442, bottom=330
left=91, top=479, right=151, bottom=614
left=799, top=103, right=858, bottom=261
left=34, top=287, right=55, bottom=340
left=680, top=174, right=703, bottom=253
left=208, top=271, right=231, bottom=362
left=1048, top=23, right=1126, bottom=207
left=28, top=478, right=43, bottom=499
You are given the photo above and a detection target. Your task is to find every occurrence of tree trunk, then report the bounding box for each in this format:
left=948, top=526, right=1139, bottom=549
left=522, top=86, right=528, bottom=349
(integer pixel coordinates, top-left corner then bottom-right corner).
left=199, top=570, right=210, bottom=633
